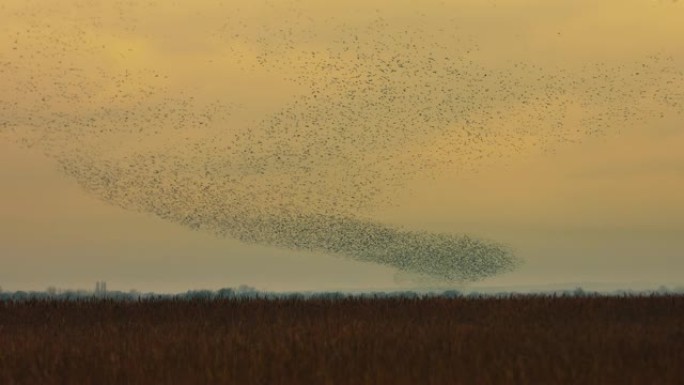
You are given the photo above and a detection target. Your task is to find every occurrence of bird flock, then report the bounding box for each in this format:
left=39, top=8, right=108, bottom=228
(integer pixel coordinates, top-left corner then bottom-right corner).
left=1, top=0, right=682, bottom=282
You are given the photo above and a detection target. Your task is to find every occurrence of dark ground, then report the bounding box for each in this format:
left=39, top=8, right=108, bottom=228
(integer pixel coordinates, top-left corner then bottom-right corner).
left=1, top=295, right=682, bottom=385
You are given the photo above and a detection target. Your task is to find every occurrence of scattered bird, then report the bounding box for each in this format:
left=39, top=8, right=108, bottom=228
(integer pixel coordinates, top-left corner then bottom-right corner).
left=1, top=0, right=682, bottom=282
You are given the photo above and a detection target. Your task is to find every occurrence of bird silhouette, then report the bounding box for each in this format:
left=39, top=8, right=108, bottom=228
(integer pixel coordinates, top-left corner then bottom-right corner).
left=1, top=0, right=682, bottom=282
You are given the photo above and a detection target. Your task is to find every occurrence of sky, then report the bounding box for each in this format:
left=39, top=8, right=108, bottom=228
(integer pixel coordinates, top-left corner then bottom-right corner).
left=1, top=0, right=683, bottom=293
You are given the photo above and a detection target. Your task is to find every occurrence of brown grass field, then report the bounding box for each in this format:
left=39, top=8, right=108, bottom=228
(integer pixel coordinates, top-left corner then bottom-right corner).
left=0, top=294, right=682, bottom=385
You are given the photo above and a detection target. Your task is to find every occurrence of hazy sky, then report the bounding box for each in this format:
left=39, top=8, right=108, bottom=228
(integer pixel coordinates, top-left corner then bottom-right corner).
left=1, top=0, right=683, bottom=293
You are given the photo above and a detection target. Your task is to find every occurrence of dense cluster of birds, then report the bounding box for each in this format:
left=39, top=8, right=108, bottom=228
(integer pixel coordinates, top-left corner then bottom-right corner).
left=1, top=0, right=682, bottom=282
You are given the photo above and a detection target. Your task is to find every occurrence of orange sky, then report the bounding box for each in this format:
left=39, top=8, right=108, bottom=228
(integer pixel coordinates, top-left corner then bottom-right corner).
left=1, top=0, right=683, bottom=293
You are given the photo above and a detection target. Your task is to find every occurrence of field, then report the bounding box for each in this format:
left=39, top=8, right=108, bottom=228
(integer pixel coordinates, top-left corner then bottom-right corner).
left=1, top=294, right=682, bottom=385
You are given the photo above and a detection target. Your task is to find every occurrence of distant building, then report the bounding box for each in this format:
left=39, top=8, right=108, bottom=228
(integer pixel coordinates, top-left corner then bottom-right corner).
left=95, top=281, right=107, bottom=296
